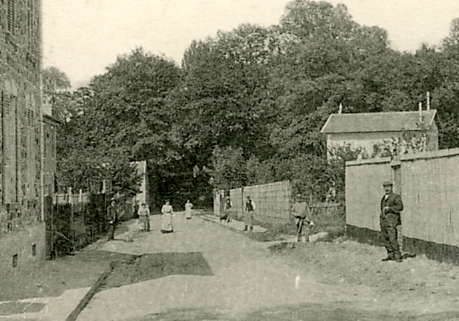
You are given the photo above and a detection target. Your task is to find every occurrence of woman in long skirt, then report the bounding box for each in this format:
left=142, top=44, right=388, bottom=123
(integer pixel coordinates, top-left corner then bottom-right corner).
left=161, top=200, right=174, bottom=233
left=185, top=200, right=193, bottom=219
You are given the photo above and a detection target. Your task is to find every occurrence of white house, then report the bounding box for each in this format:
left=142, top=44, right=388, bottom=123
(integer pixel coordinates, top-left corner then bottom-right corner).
left=321, top=110, right=438, bottom=158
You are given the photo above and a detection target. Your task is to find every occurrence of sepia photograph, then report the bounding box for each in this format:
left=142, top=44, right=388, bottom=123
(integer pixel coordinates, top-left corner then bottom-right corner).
left=1, top=0, right=459, bottom=320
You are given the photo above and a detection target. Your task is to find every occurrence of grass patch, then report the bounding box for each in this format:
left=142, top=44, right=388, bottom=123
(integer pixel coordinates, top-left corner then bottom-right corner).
left=246, top=220, right=297, bottom=242
left=242, top=203, right=346, bottom=243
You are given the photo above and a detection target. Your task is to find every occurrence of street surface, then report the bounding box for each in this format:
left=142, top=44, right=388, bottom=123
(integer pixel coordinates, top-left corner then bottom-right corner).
left=77, top=213, right=459, bottom=321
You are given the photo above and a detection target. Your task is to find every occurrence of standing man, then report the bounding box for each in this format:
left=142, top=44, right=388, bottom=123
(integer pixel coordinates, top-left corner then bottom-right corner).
left=133, top=200, right=140, bottom=219
left=138, top=203, right=150, bottom=231
left=291, top=194, right=314, bottom=242
left=107, top=199, right=119, bottom=241
left=224, top=196, right=232, bottom=223
left=380, top=181, right=404, bottom=262
left=244, top=196, right=256, bottom=232
left=220, top=196, right=232, bottom=223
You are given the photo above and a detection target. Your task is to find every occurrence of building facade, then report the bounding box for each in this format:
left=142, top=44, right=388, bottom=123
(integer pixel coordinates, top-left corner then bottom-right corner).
left=0, top=0, right=45, bottom=269
left=321, top=110, right=438, bottom=159
left=133, top=161, right=149, bottom=206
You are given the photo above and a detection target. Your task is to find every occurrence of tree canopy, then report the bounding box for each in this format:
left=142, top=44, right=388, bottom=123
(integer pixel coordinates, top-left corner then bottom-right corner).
left=53, top=0, right=459, bottom=206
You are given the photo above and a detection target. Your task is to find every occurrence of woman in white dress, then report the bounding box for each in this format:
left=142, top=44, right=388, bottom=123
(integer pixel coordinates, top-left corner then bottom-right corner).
left=185, top=200, right=193, bottom=219
left=161, top=200, right=174, bottom=233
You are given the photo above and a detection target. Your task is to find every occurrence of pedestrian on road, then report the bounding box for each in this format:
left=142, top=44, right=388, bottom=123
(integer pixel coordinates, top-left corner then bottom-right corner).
left=133, top=200, right=140, bottom=219
left=220, top=196, right=231, bottom=223
left=185, top=200, right=193, bottom=220
left=244, top=195, right=256, bottom=232
left=138, top=203, right=150, bottom=231
left=380, top=181, right=404, bottom=263
left=221, top=196, right=232, bottom=223
left=107, top=199, right=119, bottom=241
left=291, top=194, right=314, bottom=242
left=161, top=199, right=174, bottom=233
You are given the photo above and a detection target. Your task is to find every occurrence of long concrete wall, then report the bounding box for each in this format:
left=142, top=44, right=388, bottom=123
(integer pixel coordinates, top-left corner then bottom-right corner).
left=346, top=148, right=459, bottom=263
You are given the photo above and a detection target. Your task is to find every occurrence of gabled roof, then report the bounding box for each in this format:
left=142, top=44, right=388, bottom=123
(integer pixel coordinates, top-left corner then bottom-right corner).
left=321, top=110, right=437, bottom=134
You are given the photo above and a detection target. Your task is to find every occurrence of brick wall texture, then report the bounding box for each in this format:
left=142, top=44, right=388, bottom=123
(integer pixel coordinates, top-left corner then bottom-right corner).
left=0, top=0, right=45, bottom=270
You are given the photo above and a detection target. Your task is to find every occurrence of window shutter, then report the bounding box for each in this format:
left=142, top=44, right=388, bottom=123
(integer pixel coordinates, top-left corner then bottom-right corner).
left=3, top=93, right=10, bottom=115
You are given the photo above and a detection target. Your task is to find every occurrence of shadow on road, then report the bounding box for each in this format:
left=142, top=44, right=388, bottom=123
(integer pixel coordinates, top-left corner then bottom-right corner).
left=98, top=252, right=213, bottom=292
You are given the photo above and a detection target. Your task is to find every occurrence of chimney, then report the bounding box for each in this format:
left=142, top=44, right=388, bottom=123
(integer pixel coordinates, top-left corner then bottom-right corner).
left=338, top=103, right=343, bottom=114
left=427, top=92, right=430, bottom=111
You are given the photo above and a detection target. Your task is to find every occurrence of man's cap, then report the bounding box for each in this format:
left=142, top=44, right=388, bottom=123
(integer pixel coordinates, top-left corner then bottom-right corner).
left=383, top=181, right=393, bottom=186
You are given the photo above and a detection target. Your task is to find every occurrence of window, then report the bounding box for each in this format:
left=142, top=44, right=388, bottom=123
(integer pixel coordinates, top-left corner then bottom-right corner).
left=7, top=0, right=15, bottom=34
left=27, top=109, right=34, bottom=126
left=2, top=92, right=10, bottom=115
left=27, top=0, right=34, bottom=52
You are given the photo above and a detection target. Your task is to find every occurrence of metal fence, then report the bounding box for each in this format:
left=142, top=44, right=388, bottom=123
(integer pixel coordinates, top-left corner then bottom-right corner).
left=226, top=181, right=292, bottom=224
left=45, top=193, right=118, bottom=258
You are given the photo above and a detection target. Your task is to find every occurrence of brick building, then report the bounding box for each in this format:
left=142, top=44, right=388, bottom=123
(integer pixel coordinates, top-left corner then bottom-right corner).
left=0, top=0, right=45, bottom=269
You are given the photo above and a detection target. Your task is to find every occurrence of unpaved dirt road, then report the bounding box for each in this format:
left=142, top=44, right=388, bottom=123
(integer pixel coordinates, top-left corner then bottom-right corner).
left=77, top=213, right=459, bottom=321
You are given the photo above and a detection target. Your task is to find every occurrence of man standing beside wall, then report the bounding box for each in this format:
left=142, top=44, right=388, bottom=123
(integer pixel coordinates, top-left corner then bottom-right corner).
left=244, top=196, right=256, bottom=232
left=291, top=194, right=313, bottom=243
left=107, top=200, right=119, bottom=241
left=380, top=181, right=404, bottom=262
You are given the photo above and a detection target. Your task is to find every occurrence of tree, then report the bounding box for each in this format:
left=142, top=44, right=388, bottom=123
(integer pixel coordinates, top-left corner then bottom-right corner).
left=85, top=48, right=181, bottom=163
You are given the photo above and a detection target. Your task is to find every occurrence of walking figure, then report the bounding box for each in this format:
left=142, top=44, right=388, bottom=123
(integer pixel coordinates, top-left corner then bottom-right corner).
left=291, top=194, right=314, bottom=242
left=185, top=200, right=193, bottom=220
left=244, top=196, right=256, bottom=232
left=133, top=200, right=140, bottom=219
left=380, top=181, right=404, bottom=262
left=138, top=203, right=150, bottom=231
left=161, top=199, right=174, bottom=233
left=107, top=199, right=119, bottom=241
left=224, top=196, right=232, bottom=223
left=220, top=196, right=232, bottom=223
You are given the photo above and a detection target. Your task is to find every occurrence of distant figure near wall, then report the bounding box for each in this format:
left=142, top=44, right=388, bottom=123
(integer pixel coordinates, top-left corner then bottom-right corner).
left=220, top=196, right=232, bottom=223
left=138, top=203, right=150, bottom=231
left=107, top=200, right=120, bottom=241
left=380, top=181, right=404, bottom=263
left=291, top=194, right=314, bottom=242
left=244, top=196, right=256, bottom=232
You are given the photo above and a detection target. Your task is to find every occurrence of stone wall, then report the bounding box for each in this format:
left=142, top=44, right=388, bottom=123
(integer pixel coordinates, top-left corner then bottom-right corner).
left=0, top=222, right=45, bottom=271
left=0, top=0, right=44, bottom=267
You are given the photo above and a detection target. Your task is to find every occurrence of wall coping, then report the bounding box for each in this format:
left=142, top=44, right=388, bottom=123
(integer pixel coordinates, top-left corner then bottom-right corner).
left=346, top=157, right=391, bottom=166
left=346, top=147, right=459, bottom=167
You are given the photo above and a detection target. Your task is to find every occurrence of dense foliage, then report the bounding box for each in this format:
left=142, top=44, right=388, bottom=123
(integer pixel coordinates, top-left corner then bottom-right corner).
left=51, top=0, right=459, bottom=207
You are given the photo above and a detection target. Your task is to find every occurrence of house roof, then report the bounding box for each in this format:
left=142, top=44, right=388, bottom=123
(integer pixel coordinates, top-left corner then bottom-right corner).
left=320, top=110, right=437, bottom=134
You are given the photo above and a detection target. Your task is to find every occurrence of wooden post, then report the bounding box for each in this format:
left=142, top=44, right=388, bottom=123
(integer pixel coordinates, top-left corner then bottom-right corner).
left=419, top=102, right=422, bottom=124
left=427, top=92, right=430, bottom=111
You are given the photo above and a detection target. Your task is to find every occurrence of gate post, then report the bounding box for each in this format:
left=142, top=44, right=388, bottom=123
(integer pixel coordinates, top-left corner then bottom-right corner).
left=391, top=159, right=403, bottom=253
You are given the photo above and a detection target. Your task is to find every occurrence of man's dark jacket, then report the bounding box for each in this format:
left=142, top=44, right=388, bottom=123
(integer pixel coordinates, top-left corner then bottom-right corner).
left=380, top=192, right=403, bottom=225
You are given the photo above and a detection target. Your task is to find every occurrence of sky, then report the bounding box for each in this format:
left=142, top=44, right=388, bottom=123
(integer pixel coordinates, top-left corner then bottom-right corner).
left=42, top=0, right=459, bottom=89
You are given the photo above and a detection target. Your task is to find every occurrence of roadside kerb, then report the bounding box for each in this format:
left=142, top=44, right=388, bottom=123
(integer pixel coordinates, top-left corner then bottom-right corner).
left=65, top=260, right=116, bottom=321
